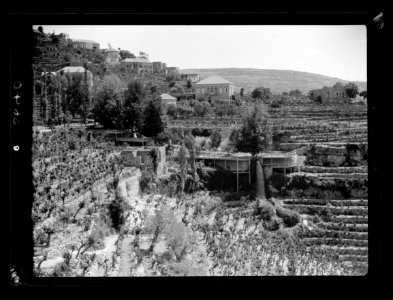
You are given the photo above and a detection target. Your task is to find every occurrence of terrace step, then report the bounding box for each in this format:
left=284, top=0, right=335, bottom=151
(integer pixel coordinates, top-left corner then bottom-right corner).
left=284, top=204, right=368, bottom=216
left=282, top=199, right=368, bottom=207
left=319, top=246, right=368, bottom=256
left=299, top=166, right=367, bottom=174
left=338, top=255, right=368, bottom=262
left=287, top=172, right=368, bottom=179
left=302, top=238, right=368, bottom=247
left=330, top=215, right=368, bottom=224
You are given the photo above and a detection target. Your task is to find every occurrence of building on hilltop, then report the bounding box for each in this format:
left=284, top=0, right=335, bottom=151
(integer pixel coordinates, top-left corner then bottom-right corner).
left=159, top=93, right=177, bottom=107
left=195, top=75, right=235, bottom=105
left=121, top=57, right=153, bottom=74
left=309, top=86, right=350, bottom=104
left=73, top=39, right=100, bottom=50
left=152, top=62, right=167, bottom=75
left=103, top=48, right=121, bottom=65
left=181, top=73, right=200, bottom=83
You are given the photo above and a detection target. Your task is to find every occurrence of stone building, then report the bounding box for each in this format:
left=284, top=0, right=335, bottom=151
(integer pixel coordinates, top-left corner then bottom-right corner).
left=103, top=48, right=121, bottom=65
left=121, top=146, right=167, bottom=177
left=121, top=57, right=153, bottom=74
left=181, top=73, right=200, bottom=83
left=73, top=39, right=100, bottom=50
left=195, top=75, right=234, bottom=105
left=166, top=67, right=180, bottom=78
left=152, top=62, right=167, bottom=75
left=159, top=93, right=177, bottom=107
left=309, top=86, right=350, bottom=104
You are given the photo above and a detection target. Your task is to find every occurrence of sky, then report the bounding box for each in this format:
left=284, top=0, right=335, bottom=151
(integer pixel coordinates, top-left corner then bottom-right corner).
left=34, top=25, right=367, bottom=81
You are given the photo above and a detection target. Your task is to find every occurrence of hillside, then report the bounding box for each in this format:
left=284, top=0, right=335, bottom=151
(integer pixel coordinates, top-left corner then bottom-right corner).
left=181, top=68, right=367, bottom=94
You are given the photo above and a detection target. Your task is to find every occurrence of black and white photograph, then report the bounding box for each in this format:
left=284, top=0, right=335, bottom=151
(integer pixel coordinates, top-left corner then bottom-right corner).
left=9, top=11, right=386, bottom=284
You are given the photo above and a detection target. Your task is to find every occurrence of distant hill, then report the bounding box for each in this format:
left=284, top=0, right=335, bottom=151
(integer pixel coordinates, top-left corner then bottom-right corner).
left=180, top=68, right=367, bottom=94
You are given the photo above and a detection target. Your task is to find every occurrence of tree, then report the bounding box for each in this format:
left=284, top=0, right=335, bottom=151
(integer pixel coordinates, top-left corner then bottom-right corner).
left=210, top=130, right=222, bottom=149
left=186, top=80, right=192, bottom=89
left=38, top=26, right=44, bottom=34
left=289, top=89, right=302, bottom=97
left=119, top=50, right=136, bottom=60
left=123, top=80, right=145, bottom=131
left=150, top=86, right=157, bottom=93
left=143, top=206, right=176, bottom=252
left=240, top=88, right=244, bottom=97
left=61, top=72, right=90, bottom=121
left=251, top=87, right=272, bottom=101
left=141, top=100, right=165, bottom=137
left=333, top=82, right=344, bottom=89
left=177, top=104, right=194, bottom=117
left=214, top=105, right=226, bottom=119
left=167, top=104, right=177, bottom=117
left=177, top=145, right=188, bottom=194
left=139, top=51, right=149, bottom=58
left=234, top=104, right=271, bottom=155
left=91, top=74, right=124, bottom=129
left=344, top=83, right=359, bottom=99
left=108, top=192, right=127, bottom=232
left=165, top=221, right=196, bottom=262
left=226, top=104, right=236, bottom=120
left=184, top=134, right=201, bottom=192
left=359, top=91, right=367, bottom=99
left=194, top=102, right=209, bottom=117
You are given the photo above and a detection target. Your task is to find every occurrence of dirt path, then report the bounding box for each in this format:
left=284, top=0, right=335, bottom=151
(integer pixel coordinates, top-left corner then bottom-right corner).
left=117, top=236, right=136, bottom=276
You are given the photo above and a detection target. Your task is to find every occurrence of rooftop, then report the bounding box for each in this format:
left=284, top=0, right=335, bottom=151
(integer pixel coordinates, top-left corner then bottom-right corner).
left=56, top=66, right=90, bottom=73
left=160, top=93, right=177, bottom=100
left=104, top=48, right=120, bottom=52
left=122, top=57, right=151, bottom=63
left=74, top=39, right=99, bottom=44
left=195, top=76, right=233, bottom=85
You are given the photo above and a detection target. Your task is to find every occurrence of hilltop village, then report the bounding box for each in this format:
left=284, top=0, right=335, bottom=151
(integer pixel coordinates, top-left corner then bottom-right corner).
left=31, top=26, right=368, bottom=277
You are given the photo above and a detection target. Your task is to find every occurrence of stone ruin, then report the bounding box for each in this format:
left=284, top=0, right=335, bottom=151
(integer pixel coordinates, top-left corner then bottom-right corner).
left=121, top=146, right=167, bottom=177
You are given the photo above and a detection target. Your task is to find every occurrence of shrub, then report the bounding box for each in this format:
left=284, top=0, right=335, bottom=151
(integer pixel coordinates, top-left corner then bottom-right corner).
left=276, top=206, right=300, bottom=227
left=108, top=194, right=126, bottom=232
left=264, top=216, right=282, bottom=231
left=210, top=130, right=222, bottom=149
left=139, top=170, right=155, bottom=193
left=191, top=128, right=212, bottom=137
left=259, top=201, right=276, bottom=221
left=269, top=173, right=287, bottom=190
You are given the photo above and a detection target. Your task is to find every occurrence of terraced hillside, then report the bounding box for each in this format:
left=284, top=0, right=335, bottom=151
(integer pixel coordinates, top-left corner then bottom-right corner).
left=181, top=68, right=367, bottom=94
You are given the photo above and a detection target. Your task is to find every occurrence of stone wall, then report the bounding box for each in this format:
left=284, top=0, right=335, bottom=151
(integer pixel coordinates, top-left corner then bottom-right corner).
left=121, top=146, right=167, bottom=177
left=306, top=144, right=367, bottom=167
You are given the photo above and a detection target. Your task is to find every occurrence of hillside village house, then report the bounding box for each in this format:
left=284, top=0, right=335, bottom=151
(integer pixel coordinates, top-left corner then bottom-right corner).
left=73, top=39, right=100, bottom=50
left=152, top=62, right=167, bottom=74
left=122, top=57, right=153, bottom=74
left=181, top=73, right=200, bottom=83
left=195, top=75, right=235, bottom=105
left=167, top=67, right=180, bottom=78
left=309, top=86, right=350, bottom=104
left=159, top=93, right=177, bottom=107
left=103, top=48, right=121, bottom=65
